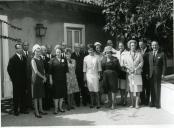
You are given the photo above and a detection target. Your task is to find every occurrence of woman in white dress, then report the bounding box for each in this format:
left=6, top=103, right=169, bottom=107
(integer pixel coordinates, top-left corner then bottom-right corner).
left=83, top=44, right=102, bottom=109
left=124, top=40, right=143, bottom=108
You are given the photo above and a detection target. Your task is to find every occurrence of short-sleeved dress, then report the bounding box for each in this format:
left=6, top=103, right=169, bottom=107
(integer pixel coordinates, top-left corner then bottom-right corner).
left=101, top=56, right=120, bottom=93
left=49, top=57, right=68, bottom=99
left=32, top=58, right=45, bottom=98
left=66, top=59, right=79, bottom=94
left=83, top=55, right=102, bottom=92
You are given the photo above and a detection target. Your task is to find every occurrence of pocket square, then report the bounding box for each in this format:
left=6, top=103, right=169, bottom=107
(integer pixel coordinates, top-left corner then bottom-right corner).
left=158, top=57, right=161, bottom=59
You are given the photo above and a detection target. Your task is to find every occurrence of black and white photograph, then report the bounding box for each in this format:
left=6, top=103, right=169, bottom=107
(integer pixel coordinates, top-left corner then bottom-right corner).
left=0, top=0, right=174, bottom=127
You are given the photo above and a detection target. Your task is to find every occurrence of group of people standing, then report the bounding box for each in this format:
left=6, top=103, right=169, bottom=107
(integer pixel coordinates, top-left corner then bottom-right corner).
left=7, top=38, right=166, bottom=118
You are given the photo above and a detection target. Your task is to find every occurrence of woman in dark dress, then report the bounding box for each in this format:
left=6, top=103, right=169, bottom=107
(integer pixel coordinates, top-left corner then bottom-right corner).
left=101, top=46, right=121, bottom=109
left=31, top=44, right=47, bottom=118
left=49, top=48, right=68, bottom=114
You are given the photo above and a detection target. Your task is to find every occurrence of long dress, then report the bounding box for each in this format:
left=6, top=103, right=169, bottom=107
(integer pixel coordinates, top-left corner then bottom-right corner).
left=66, top=59, right=80, bottom=94
left=49, top=57, right=68, bottom=99
left=124, top=51, right=143, bottom=92
left=32, top=58, right=45, bottom=98
left=83, top=54, right=102, bottom=92
left=101, top=56, right=120, bottom=93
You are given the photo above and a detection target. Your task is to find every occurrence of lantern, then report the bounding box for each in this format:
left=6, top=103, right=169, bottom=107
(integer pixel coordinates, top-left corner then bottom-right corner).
left=35, top=23, right=47, bottom=37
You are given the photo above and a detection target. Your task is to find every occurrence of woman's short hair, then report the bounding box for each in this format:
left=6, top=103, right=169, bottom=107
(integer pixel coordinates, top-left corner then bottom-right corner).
left=54, top=44, right=61, bottom=51
left=87, top=44, right=95, bottom=51
left=65, top=48, right=72, bottom=54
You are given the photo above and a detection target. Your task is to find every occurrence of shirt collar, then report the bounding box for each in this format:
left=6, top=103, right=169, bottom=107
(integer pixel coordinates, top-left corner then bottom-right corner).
left=23, top=50, right=28, bottom=54
left=143, top=47, right=147, bottom=53
left=16, top=53, right=21, bottom=59
left=16, top=52, right=20, bottom=56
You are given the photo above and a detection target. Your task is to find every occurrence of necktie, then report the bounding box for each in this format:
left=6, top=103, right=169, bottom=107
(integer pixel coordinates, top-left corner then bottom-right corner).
left=25, top=51, right=28, bottom=57
left=77, top=52, right=79, bottom=57
left=20, top=55, right=23, bottom=61
left=153, top=51, right=156, bottom=62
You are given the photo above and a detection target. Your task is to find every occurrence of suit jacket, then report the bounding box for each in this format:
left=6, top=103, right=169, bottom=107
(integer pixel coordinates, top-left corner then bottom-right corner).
left=80, top=50, right=88, bottom=58
left=71, top=51, right=86, bottom=74
left=41, top=55, right=50, bottom=75
left=139, top=48, right=150, bottom=76
left=22, top=50, right=33, bottom=83
left=61, top=52, right=66, bottom=59
left=149, top=50, right=166, bottom=78
left=7, top=54, right=27, bottom=87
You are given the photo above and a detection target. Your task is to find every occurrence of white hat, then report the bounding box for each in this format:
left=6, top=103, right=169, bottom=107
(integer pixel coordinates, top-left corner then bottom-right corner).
left=94, top=42, right=101, bottom=46
left=32, top=44, right=41, bottom=53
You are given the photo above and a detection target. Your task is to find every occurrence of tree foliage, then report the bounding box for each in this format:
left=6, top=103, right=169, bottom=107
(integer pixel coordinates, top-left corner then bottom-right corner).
left=102, top=0, right=173, bottom=43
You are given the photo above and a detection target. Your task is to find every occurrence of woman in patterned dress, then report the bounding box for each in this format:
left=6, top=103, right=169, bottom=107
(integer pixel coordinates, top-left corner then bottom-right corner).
left=65, top=48, right=80, bottom=110
left=83, top=44, right=102, bottom=109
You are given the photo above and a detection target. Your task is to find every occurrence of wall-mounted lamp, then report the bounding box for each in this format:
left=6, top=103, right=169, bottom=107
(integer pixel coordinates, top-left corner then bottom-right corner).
left=35, top=23, right=47, bottom=44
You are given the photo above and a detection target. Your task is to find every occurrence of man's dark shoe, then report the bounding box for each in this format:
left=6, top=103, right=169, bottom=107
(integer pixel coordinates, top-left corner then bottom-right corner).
left=149, top=103, right=155, bottom=107
left=76, top=104, right=80, bottom=107
left=14, top=112, right=19, bottom=116
left=20, top=111, right=29, bottom=114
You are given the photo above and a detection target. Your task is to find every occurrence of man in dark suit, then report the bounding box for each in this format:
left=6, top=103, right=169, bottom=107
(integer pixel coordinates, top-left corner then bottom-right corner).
left=80, top=44, right=88, bottom=57
left=71, top=43, right=89, bottom=106
left=61, top=42, right=67, bottom=59
left=139, top=40, right=150, bottom=105
left=41, top=45, right=52, bottom=110
left=22, top=42, right=33, bottom=110
left=149, top=41, right=166, bottom=109
left=46, top=44, right=53, bottom=59
left=7, top=43, right=29, bottom=116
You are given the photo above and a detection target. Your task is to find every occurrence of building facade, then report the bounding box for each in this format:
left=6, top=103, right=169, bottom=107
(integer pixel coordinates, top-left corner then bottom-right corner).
left=0, top=0, right=110, bottom=98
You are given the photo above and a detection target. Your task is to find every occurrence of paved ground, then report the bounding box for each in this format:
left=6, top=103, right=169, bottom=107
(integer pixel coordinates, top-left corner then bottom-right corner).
left=1, top=105, right=174, bottom=126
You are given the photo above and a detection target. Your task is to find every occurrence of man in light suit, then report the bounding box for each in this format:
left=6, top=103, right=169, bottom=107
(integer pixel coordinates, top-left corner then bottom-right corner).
left=149, top=41, right=166, bottom=109
left=7, top=43, right=29, bottom=116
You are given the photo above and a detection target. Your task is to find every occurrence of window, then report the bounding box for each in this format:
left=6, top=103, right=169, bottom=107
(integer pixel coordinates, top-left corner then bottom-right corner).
left=64, top=23, right=85, bottom=51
